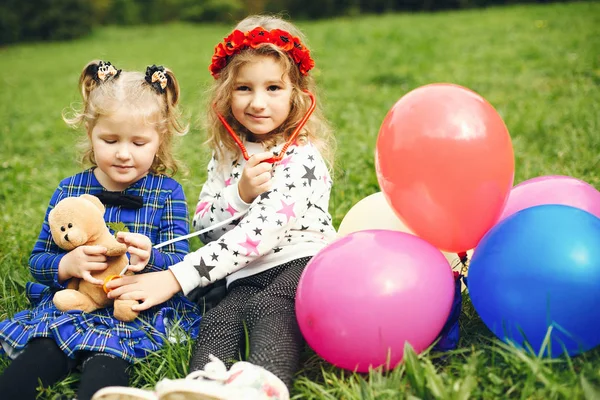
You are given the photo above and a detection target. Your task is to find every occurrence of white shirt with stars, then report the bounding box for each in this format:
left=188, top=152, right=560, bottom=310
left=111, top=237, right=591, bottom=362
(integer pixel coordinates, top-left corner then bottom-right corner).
left=169, top=140, right=337, bottom=294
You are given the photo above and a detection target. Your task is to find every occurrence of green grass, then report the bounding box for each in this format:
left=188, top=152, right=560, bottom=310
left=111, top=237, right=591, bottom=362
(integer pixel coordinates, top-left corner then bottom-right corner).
left=1, top=2, right=600, bottom=398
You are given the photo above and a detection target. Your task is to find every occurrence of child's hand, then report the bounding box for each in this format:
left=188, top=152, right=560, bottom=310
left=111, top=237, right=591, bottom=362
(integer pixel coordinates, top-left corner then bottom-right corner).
left=58, top=245, right=107, bottom=285
left=117, top=232, right=152, bottom=272
left=105, top=270, right=182, bottom=311
left=238, top=152, right=274, bottom=204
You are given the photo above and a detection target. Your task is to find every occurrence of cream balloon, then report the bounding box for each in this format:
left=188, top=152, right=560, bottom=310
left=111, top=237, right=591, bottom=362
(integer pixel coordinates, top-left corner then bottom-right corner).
left=337, top=192, right=472, bottom=290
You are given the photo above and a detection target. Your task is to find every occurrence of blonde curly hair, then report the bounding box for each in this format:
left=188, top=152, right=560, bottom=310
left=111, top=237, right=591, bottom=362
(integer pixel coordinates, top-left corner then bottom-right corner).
left=205, top=15, right=335, bottom=170
left=64, top=60, right=188, bottom=176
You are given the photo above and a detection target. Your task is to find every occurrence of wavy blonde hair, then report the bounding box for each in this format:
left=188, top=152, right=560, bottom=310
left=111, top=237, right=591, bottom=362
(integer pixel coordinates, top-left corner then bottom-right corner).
left=64, top=60, right=188, bottom=176
left=205, top=15, right=335, bottom=170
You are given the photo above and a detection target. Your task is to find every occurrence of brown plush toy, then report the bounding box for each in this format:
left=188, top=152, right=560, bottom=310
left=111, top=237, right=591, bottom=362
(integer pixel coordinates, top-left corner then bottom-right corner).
left=48, top=194, right=139, bottom=322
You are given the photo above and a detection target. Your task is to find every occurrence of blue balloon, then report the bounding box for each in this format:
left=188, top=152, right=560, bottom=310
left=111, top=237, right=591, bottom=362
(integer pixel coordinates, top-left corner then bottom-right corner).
left=468, top=204, right=600, bottom=357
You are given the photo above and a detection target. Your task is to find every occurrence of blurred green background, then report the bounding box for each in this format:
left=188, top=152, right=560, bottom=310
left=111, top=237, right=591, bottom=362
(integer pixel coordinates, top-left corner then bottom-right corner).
left=0, top=0, right=578, bottom=45
left=1, top=0, right=599, bottom=397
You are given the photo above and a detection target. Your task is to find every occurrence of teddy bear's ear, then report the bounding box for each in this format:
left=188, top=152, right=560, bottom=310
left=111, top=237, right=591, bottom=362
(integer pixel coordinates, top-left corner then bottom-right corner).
left=81, top=194, right=106, bottom=214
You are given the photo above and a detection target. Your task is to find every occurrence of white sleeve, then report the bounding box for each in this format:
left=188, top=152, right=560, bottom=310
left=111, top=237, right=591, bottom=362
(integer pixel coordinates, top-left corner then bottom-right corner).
left=170, top=145, right=329, bottom=294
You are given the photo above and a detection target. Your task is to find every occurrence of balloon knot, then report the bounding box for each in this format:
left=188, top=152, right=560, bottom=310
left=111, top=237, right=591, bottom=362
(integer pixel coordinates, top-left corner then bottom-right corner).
left=457, top=252, right=468, bottom=265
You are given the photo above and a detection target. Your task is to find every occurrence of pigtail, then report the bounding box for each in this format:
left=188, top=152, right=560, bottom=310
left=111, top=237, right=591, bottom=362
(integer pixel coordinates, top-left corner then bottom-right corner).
left=164, top=69, right=180, bottom=107
left=79, top=60, right=121, bottom=102
left=163, top=69, right=187, bottom=136
left=145, top=65, right=187, bottom=136
left=143, top=64, right=188, bottom=177
left=144, top=65, right=179, bottom=106
left=79, top=61, right=100, bottom=102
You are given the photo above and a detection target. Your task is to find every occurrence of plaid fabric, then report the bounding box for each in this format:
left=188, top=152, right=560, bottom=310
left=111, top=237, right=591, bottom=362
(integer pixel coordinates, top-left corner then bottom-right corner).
left=0, top=169, right=201, bottom=363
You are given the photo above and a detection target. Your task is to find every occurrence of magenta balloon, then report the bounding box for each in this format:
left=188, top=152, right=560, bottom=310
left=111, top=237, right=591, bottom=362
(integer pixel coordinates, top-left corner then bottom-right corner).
left=295, top=230, right=454, bottom=372
left=500, top=175, right=600, bottom=221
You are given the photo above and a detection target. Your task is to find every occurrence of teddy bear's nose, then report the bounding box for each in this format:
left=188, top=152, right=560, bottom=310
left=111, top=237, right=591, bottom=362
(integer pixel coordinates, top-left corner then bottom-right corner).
left=64, top=234, right=70, bottom=242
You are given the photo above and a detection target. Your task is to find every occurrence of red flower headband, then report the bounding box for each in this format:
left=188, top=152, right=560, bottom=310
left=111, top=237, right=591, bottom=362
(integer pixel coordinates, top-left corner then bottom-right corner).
left=209, top=27, right=315, bottom=78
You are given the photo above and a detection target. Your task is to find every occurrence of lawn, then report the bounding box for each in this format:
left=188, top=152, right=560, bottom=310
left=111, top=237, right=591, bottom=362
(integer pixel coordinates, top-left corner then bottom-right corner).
left=0, top=1, right=599, bottom=398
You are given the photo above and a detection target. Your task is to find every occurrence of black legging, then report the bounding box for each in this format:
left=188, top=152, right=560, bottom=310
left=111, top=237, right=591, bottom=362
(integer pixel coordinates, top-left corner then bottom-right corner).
left=0, top=337, right=130, bottom=400
left=189, top=257, right=310, bottom=389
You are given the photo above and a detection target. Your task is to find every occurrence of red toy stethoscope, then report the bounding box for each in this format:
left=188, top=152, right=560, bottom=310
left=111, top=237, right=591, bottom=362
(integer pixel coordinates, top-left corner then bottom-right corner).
left=103, top=91, right=317, bottom=293
left=214, top=90, right=316, bottom=163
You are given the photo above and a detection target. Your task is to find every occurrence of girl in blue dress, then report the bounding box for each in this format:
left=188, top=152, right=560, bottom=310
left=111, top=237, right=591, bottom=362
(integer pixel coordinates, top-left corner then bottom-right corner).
left=0, top=60, right=201, bottom=400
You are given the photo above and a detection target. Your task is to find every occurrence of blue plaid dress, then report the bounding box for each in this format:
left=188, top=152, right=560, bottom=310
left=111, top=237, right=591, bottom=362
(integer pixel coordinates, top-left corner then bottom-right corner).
left=0, top=169, right=201, bottom=363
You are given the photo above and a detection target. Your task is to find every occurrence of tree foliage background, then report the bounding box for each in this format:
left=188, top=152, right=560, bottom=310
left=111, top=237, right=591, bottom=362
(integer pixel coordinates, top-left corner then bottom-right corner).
left=0, top=0, right=572, bottom=45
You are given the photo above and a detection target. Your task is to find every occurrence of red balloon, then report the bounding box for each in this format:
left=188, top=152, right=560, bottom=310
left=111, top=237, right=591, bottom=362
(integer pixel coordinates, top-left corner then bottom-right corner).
left=376, top=83, right=514, bottom=252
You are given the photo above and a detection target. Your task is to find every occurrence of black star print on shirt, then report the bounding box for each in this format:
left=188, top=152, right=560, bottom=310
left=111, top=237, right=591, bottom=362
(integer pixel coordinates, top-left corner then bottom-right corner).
left=302, top=165, right=317, bottom=186
left=194, top=258, right=215, bottom=280
left=313, top=203, right=326, bottom=213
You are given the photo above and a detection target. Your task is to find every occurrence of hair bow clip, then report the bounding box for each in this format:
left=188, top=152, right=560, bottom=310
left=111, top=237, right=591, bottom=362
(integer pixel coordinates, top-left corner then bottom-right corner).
left=145, top=64, right=168, bottom=94
left=95, top=61, right=121, bottom=83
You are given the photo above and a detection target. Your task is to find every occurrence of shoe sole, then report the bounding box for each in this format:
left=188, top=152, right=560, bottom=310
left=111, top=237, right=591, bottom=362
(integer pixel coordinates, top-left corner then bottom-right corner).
left=92, top=386, right=157, bottom=400
left=159, top=389, right=224, bottom=400
left=160, top=393, right=222, bottom=400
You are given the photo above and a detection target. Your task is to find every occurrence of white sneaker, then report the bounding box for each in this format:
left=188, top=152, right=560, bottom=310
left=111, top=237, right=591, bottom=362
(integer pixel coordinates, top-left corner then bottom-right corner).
left=156, top=355, right=289, bottom=400
left=155, top=354, right=231, bottom=400
left=223, top=361, right=289, bottom=400
left=91, top=386, right=157, bottom=400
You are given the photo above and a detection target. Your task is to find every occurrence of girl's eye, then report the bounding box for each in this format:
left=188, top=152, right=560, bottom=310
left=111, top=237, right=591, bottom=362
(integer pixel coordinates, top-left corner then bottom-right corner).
left=104, top=140, right=117, bottom=144
left=134, top=142, right=146, bottom=147
left=235, top=85, right=250, bottom=91
left=267, top=85, right=281, bottom=91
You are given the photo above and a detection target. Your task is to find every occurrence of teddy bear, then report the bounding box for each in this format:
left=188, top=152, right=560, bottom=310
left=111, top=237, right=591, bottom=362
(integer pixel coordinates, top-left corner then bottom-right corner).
left=48, top=194, right=139, bottom=322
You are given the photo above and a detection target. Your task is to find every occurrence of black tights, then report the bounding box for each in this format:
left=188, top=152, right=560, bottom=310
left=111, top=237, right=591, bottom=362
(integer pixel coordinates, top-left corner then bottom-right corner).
left=190, top=257, right=310, bottom=389
left=0, top=338, right=129, bottom=400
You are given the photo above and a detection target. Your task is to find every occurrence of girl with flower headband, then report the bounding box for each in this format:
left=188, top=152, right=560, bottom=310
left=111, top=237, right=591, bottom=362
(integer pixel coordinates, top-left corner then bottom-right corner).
left=94, top=14, right=336, bottom=400
left=0, top=60, right=201, bottom=400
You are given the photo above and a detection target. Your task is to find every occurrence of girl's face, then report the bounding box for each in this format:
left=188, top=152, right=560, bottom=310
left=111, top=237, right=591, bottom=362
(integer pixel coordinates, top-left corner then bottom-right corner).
left=90, top=107, right=160, bottom=191
left=231, top=55, right=293, bottom=137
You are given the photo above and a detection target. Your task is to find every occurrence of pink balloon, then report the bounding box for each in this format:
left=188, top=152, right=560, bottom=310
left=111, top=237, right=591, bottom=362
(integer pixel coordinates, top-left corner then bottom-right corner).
left=296, top=230, right=454, bottom=372
left=500, top=175, right=600, bottom=221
